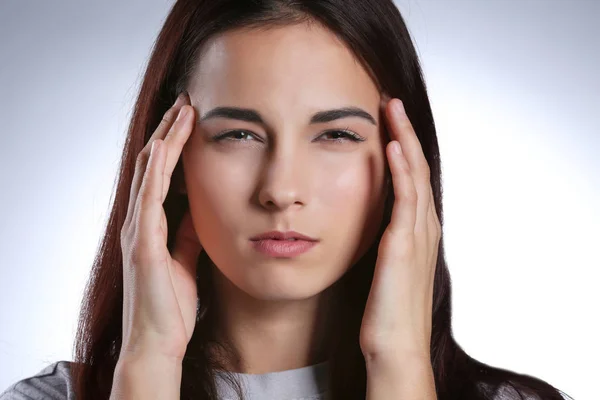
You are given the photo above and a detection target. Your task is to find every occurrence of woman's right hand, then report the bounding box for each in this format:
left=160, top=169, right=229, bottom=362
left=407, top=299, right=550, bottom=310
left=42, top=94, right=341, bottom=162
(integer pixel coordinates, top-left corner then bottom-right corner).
left=119, top=91, right=203, bottom=362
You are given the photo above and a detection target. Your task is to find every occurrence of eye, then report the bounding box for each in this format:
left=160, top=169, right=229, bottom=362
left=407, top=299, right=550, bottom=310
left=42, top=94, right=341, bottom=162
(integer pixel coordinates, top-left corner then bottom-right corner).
left=318, top=128, right=366, bottom=143
left=212, top=130, right=258, bottom=142
left=212, top=128, right=366, bottom=143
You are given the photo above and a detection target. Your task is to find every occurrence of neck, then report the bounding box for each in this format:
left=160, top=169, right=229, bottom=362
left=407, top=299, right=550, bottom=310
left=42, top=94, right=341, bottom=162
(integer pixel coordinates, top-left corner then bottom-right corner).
left=208, top=261, right=339, bottom=374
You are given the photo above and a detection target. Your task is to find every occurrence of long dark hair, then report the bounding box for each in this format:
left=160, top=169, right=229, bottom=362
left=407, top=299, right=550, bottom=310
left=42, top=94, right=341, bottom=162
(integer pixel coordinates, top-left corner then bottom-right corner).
left=70, top=1, right=572, bottom=399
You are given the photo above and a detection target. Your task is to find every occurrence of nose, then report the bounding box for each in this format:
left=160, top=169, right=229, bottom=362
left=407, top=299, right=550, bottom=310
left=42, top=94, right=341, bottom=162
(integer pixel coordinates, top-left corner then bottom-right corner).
left=257, top=151, right=307, bottom=211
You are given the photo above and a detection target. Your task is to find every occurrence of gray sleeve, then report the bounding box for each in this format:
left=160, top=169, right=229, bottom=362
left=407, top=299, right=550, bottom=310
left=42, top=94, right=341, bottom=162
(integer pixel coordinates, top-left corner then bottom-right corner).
left=0, top=361, right=74, bottom=400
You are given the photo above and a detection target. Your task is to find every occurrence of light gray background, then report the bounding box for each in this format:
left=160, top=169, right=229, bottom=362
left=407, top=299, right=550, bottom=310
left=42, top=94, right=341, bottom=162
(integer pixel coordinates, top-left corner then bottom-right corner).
left=0, top=1, right=597, bottom=399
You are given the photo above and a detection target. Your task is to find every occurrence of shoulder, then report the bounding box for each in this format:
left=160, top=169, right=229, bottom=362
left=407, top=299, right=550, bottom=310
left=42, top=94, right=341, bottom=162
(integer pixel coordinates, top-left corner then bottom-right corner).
left=0, top=361, right=74, bottom=400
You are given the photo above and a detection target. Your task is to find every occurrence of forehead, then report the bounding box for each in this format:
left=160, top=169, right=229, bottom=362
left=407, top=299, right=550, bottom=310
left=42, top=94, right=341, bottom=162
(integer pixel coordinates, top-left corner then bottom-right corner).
left=189, top=23, right=380, bottom=119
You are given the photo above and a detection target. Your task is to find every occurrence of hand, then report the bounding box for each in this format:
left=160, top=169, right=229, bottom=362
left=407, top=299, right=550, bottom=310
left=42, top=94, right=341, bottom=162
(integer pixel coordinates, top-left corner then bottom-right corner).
left=359, top=97, right=441, bottom=364
left=119, top=91, right=203, bottom=362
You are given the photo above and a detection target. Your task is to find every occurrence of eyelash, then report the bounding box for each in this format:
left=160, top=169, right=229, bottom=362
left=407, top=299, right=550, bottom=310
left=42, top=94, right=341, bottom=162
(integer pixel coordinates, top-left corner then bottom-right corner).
left=212, top=127, right=366, bottom=144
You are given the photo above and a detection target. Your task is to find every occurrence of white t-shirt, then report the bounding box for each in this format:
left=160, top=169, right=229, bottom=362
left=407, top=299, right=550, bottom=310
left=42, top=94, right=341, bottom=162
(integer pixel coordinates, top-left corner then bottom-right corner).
left=1, top=360, right=566, bottom=399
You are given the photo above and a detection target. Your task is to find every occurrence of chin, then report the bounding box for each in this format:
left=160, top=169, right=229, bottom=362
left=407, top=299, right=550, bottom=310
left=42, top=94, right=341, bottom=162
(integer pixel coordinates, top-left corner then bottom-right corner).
left=220, top=258, right=338, bottom=301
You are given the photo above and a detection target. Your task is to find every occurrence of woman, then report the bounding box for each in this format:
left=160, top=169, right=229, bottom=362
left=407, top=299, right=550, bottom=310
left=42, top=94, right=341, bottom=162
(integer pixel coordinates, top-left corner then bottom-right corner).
left=0, top=0, right=572, bottom=399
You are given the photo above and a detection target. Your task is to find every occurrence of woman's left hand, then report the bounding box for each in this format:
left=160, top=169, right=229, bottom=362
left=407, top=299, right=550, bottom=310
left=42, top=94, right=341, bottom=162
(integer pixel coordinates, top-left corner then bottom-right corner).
left=359, top=97, right=442, bottom=365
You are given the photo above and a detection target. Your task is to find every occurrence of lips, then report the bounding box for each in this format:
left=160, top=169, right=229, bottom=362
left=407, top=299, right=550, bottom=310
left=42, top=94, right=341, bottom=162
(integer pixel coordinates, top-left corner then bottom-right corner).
left=249, top=238, right=318, bottom=257
left=250, top=230, right=318, bottom=242
left=249, top=230, right=319, bottom=257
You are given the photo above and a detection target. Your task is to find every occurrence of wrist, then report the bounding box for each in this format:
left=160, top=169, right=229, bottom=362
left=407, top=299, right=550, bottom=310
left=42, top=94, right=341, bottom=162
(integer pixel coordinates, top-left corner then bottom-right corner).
left=365, top=353, right=437, bottom=400
left=111, top=352, right=183, bottom=400
left=364, top=349, right=432, bottom=376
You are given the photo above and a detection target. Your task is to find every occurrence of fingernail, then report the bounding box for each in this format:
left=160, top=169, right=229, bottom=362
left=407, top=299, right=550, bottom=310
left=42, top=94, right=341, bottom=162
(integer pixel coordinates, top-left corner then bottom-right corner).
left=394, top=100, right=405, bottom=116
left=174, top=92, right=187, bottom=107
left=176, top=106, right=188, bottom=121
left=392, top=141, right=401, bottom=154
left=380, top=93, right=392, bottom=109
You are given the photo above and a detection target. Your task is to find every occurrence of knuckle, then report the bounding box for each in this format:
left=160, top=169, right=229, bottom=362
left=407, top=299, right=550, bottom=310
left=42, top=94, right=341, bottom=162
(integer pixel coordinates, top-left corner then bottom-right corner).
left=397, top=159, right=410, bottom=172
left=135, top=150, right=148, bottom=167
left=140, top=192, right=162, bottom=219
left=163, top=169, right=173, bottom=183
left=390, top=235, right=415, bottom=259
left=401, top=189, right=417, bottom=205
left=138, top=190, right=155, bottom=210
left=128, top=246, right=146, bottom=267
left=120, top=225, right=129, bottom=243
left=399, top=231, right=415, bottom=248
left=127, top=236, right=151, bottom=267
left=162, top=109, right=177, bottom=126
left=120, top=227, right=134, bottom=253
left=422, top=162, right=431, bottom=176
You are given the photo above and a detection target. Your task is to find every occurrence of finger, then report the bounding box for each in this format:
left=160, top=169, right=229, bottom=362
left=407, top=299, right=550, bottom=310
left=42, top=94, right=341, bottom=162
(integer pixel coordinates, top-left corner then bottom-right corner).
left=384, top=99, right=430, bottom=179
left=427, top=182, right=441, bottom=245
left=135, top=139, right=168, bottom=251
left=384, top=98, right=431, bottom=235
left=124, top=93, right=188, bottom=229
left=386, top=140, right=417, bottom=235
left=160, top=94, right=195, bottom=200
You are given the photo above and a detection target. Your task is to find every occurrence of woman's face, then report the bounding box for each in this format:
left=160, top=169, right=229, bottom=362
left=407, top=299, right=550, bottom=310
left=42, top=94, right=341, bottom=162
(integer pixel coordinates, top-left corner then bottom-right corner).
left=181, top=22, right=388, bottom=301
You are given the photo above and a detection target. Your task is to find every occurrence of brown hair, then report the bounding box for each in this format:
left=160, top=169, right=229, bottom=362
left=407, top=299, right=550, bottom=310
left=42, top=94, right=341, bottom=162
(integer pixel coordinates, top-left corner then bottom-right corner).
left=70, top=1, right=572, bottom=399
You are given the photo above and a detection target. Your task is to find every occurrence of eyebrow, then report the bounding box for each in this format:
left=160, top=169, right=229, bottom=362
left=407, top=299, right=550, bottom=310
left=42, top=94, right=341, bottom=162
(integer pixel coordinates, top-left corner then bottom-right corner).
left=198, top=106, right=377, bottom=126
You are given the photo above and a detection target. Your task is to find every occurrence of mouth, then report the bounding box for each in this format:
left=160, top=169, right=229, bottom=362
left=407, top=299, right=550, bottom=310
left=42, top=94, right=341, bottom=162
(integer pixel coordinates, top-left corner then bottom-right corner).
left=249, top=230, right=319, bottom=242
left=249, top=237, right=318, bottom=258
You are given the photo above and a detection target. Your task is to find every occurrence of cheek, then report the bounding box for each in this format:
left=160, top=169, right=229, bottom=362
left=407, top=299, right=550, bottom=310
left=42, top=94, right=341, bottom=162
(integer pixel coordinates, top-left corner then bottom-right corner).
left=316, top=157, right=381, bottom=216
left=316, top=161, right=374, bottom=248
left=315, top=154, right=386, bottom=264
left=183, top=152, right=255, bottom=244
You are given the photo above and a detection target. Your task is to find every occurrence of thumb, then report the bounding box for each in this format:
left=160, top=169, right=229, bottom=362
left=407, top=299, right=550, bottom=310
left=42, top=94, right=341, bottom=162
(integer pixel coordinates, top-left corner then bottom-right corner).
left=172, top=210, right=203, bottom=271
